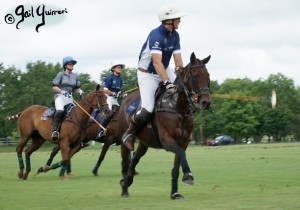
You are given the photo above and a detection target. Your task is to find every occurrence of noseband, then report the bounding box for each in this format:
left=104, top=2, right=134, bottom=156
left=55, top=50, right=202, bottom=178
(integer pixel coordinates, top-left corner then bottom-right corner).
left=82, top=90, right=108, bottom=113
left=182, top=63, right=210, bottom=111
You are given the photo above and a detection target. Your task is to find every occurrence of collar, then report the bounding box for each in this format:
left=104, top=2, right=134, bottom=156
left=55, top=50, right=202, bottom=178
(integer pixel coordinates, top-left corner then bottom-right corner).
left=159, top=23, right=174, bottom=36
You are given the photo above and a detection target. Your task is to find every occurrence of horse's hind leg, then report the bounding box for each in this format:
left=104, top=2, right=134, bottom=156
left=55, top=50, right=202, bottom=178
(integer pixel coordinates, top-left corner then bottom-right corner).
left=37, top=145, right=60, bottom=175
left=23, top=136, right=45, bottom=180
left=92, top=141, right=111, bottom=176
left=47, top=145, right=60, bottom=166
left=16, top=137, right=31, bottom=179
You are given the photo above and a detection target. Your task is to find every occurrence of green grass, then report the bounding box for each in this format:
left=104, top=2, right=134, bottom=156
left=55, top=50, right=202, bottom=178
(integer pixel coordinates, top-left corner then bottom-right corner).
left=0, top=143, right=300, bottom=210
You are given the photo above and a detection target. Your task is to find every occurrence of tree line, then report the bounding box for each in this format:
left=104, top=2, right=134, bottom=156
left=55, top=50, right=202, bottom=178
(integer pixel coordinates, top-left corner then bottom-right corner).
left=1, top=61, right=299, bottom=143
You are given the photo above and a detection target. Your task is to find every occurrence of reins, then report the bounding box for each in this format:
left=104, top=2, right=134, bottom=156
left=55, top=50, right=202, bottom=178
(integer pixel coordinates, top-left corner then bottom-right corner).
left=66, top=90, right=108, bottom=131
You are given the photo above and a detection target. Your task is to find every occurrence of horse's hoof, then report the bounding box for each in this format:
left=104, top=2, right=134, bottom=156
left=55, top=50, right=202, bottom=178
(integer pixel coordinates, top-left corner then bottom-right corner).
left=60, top=175, right=67, bottom=180
left=43, top=165, right=51, bottom=173
left=37, top=167, right=44, bottom=174
left=170, top=193, right=184, bottom=200
left=121, top=192, right=129, bottom=197
left=17, top=170, right=23, bottom=179
left=183, top=179, right=194, bottom=185
left=22, top=172, right=29, bottom=180
left=182, top=172, right=194, bottom=185
left=67, top=172, right=75, bottom=176
left=92, top=169, right=98, bottom=176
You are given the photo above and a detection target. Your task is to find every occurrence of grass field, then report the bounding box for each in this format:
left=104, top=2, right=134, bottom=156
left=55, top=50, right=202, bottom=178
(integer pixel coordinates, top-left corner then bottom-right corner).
left=0, top=142, right=299, bottom=210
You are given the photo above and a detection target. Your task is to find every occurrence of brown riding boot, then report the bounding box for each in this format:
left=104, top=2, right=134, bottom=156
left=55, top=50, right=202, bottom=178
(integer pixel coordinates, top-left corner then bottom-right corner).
left=122, top=122, right=136, bottom=151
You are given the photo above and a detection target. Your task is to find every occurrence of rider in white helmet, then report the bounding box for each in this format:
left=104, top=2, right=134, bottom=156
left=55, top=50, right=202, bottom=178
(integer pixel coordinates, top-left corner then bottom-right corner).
left=97, top=62, right=125, bottom=139
left=122, top=5, right=186, bottom=151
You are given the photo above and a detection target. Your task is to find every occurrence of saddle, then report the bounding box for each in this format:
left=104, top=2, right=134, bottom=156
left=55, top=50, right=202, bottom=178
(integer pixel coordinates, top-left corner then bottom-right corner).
left=41, top=103, right=75, bottom=120
left=124, top=83, right=168, bottom=145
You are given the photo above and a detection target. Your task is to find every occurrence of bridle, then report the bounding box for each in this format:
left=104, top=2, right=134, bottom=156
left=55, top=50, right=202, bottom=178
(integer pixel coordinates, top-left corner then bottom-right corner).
left=176, top=62, right=211, bottom=112
left=81, top=90, right=109, bottom=114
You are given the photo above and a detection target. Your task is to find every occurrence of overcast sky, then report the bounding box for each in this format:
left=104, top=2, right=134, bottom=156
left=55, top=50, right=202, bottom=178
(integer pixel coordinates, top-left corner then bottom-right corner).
left=1, top=0, right=299, bottom=87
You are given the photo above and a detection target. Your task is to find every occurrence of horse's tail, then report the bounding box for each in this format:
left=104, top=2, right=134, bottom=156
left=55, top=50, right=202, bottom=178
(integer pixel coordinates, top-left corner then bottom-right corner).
left=5, top=112, right=22, bottom=120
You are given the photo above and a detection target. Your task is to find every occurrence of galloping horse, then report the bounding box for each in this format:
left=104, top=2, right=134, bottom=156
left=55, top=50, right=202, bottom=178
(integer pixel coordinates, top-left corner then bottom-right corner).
left=12, top=84, right=109, bottom=180
left=118, top=52, right=211, bottom=199
left=38, top=107, right=121, bottom=176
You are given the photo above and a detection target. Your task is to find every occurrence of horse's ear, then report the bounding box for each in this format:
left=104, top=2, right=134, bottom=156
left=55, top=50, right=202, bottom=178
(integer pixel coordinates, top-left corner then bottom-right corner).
left=96, top=84, right=100, bottom=90
left=190, top=52, right=197, bottom=64
left=202, top=55, right=211, bottom=64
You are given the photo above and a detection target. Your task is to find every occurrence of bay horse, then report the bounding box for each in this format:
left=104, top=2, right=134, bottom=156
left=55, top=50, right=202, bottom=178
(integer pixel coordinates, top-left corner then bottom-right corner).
left=118, top=52, right=211, bottom=199
left=38, top=107, right=122, bottom=176
left=11, top=84, right=109, bottom=180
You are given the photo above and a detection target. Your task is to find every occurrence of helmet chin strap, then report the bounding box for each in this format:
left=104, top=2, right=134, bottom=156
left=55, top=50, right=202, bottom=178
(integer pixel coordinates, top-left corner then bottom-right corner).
left=163, top=19, right=175, bottom=32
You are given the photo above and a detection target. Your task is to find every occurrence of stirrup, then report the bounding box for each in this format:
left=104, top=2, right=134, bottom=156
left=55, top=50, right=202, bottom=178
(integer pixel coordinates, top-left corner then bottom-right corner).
left=122, top=134, right=134, bottom=151
left=51, top=131, right=60, bottom=140
left=97, top=130, right=106, bottom=138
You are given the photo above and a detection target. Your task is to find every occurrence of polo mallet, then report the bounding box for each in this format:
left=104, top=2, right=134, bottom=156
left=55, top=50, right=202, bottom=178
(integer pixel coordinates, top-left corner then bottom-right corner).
left=212, top=89, right=277, bottom=109
left=72, top=98, right=106, bottom=131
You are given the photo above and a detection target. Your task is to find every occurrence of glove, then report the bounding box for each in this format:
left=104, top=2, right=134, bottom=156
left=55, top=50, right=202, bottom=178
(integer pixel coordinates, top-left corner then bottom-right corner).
left=112, top=92, right=117, bottom=98
left=116, top=91, right=122, bottom=98
left=79, top=89, right=84, bottom=96
left=175, top=66, right=184, bottom=74
left=164, top=81, right=176, bottom=93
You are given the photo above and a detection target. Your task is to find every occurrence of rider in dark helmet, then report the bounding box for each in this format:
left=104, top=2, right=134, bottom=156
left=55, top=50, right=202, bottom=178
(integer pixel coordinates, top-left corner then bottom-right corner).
left=122, top=5, right=186, bottom=151
left=52, top=56, right=84, bottom=142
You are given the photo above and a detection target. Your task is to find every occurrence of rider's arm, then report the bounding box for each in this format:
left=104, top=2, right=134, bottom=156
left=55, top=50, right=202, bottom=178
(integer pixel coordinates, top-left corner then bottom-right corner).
left=152, top=53, right=170, bottom=83
left=173, top=53, right=183, bottom=69
left=53, top=86, right=62, bottom=93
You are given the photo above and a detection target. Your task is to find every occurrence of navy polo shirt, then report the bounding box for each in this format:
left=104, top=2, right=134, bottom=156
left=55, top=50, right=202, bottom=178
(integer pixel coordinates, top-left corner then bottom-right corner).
left=102, top=74, right=123, bottom=93
left=138, top=24, right=181, bottom=74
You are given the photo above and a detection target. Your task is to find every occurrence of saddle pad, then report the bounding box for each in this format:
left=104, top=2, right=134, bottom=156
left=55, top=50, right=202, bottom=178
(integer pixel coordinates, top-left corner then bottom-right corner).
left=125, top=98, right=141, bottom=115
left=88, top=109, right=105, bottom=124
left=41, top=107, right=56, bottom=120
left=41, top=103, right=75, bottom=120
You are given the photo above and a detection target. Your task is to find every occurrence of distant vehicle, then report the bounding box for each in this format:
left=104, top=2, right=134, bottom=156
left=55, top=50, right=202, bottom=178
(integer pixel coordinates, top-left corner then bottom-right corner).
left=211, top=135, right=234, bottom=146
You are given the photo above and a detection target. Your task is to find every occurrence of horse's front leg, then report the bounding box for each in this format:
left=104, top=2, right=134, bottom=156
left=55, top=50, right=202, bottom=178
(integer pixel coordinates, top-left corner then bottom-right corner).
left=37, top=145, right=61, bottom=175
left=126, top=143, right=148, bottom=186
left=164, top=142, right=194, bottom=199
left=92, top=141, right=111, bottom=176
left=170, top=154, right=184, bottom=199
left=56, top=140, right=70, bottom=179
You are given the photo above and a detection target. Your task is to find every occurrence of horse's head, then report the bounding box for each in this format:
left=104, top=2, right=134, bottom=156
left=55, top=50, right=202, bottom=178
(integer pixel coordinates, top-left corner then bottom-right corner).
left=85, top=84, right=110, bottom=115
left=177, top=52, right=211, bottom=111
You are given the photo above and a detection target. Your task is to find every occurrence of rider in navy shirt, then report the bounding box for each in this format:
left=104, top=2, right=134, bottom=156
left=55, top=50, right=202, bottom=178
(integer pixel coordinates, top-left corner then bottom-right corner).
left=97, top=63, right=125, bottom=138
left=122, top=5, right=186, bottom=151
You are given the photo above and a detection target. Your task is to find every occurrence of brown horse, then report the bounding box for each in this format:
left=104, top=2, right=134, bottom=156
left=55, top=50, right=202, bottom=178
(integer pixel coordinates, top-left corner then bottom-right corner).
left=118, top=52, right=211, bottom=199
left=12, top=84, right=109, bottom=180
left=38, top=107, right=122, bottom=176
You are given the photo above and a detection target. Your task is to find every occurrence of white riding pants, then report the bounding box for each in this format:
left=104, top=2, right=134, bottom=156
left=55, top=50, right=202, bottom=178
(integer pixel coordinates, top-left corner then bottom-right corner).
left=54, top=95, right=74, bottom=111
left=137, top=67, right=176, bottom=113
left=106, top=95, right=119, bottom=110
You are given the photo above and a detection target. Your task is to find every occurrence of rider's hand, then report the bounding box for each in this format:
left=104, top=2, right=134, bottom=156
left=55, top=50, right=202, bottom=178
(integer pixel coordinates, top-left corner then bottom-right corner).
left=116, top=91, right=122, bottom=98
left=164, top=81, right=176, bottom=93
left=79, top=89, right=84, bottom=96
left=112, top=92, right=117, bottom=98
